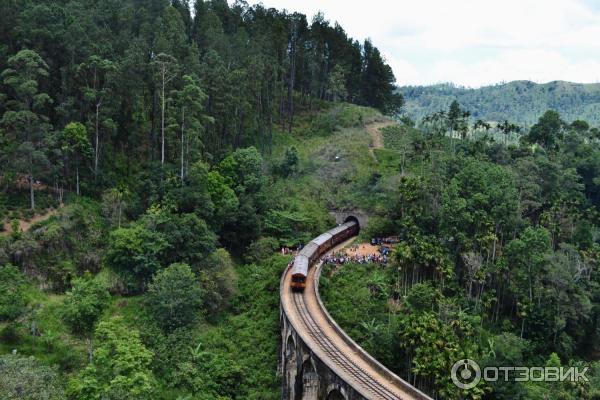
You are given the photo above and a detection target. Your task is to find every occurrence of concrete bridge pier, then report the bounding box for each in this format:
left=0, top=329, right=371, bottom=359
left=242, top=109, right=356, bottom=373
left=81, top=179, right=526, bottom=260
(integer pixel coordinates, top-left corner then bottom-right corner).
left=280, top=310, right=360, bottom=400
left=301, top=359, right=320, bottom=400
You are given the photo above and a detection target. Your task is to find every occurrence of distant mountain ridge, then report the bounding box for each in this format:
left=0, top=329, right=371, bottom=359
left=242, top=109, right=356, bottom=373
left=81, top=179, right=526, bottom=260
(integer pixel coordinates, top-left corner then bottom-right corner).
left=400, top=80, right=600, bottom=127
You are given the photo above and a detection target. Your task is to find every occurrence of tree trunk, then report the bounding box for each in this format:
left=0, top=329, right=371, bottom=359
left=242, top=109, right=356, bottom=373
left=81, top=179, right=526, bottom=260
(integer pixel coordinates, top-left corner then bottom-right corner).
left=87, top=336, right=94, bottom=363
left=117, top=200, right=122, bottom=228
left=29, top=174, right=35, bottom=210
left=161, top=73, right=166, bottom=165
left=279, top=72, right=285, bottom=130
left=94, top=102, right=100, bottom=178
left=76, top=159, right=80, bottom=196
left=27, top=116, right=35, bottom=210
left=180, top=107, right=185, bottom=183
left=287, top=31, right=296, bottom=134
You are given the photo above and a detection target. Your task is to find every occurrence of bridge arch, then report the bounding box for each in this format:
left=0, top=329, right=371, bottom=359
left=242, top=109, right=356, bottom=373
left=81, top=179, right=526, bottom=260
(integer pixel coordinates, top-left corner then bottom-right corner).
left=285, top=334, right=296, bottom=356
left=326, top=384, right=348, bottom=400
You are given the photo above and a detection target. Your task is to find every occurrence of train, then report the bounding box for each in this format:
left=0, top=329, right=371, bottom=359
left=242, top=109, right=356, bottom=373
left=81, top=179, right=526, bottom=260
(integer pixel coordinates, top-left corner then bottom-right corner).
left=290, top=219, right=360, bottom=291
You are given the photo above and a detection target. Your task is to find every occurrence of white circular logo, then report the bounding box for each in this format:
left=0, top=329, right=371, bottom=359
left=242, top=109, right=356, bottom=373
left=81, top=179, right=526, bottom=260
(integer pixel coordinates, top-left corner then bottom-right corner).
left=451, top=359, right=481, bottom=389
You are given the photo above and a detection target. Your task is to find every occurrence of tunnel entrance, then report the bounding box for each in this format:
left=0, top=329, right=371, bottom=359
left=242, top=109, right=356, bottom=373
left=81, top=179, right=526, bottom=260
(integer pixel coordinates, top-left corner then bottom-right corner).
left=344, top=215, right=360, bottom=232
left=330, top=209, right=368, bottom=230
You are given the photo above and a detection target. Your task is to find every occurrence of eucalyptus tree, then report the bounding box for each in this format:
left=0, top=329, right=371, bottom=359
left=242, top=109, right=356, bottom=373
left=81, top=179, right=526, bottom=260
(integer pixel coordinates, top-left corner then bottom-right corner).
left=152, top=53, right=179, bottom=166
left=61, top=122, right=92, bottom=195
left=170, top=74, right=210, bottom=182
left=76, top=56, right=117, bottom=178
left=328, top=64, right=348, bottom=102
left=1, top=49, right=53, bottom=210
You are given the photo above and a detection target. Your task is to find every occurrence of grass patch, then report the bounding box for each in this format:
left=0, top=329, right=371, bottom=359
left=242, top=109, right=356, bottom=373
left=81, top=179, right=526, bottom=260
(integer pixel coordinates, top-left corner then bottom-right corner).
left=320, top=262, right=391, bottom=356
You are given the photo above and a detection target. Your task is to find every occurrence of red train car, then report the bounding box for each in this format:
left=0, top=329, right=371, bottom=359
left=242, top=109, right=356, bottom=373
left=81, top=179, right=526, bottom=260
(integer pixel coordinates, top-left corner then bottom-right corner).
left=290, top=219, right=359, bottom=291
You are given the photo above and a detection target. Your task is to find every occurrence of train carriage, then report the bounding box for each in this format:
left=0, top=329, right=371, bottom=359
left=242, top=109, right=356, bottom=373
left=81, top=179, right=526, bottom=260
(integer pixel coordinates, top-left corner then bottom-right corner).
left=290, top=219, right=359, bottom=292
left=290, top=255, right=309, bottom=291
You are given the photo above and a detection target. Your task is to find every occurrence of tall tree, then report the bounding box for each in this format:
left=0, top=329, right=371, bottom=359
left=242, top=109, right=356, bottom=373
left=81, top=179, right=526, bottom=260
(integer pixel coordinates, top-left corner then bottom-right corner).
left=76, top=56, right=117, bottom=179
left=151, top=53, right=179, bottom=166
left=528, top=110, right=564, bottom=149
left=447, top=100, right=470, bottom=140
left=170, top=74, right=210, bottom=182
left=1, top=49, right=53, bottom=210
left=61, top=122, right=91, bottom=195
left=328, top=64, right=348, bottom=102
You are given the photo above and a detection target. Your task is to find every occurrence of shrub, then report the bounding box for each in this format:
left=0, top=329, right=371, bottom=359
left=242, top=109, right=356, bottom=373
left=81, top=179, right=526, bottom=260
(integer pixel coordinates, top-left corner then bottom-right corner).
left=0, top=264, right=29, bottom=321
left=0, top=354, right=66, bottom=399
left=146, top=263, right=203, bottom=332
left=0, top=323, right=20, bottom=344
left=244, top=237, right=279, bottom=264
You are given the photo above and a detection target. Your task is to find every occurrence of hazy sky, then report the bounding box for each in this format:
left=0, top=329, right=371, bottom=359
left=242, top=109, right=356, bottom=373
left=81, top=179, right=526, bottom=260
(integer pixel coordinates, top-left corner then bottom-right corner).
left=253, top=0, right=600, bottom=87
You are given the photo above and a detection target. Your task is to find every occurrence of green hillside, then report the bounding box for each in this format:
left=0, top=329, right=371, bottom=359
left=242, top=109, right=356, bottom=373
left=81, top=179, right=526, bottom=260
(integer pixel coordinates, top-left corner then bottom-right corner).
left=401, top=81, right=600, bottom=126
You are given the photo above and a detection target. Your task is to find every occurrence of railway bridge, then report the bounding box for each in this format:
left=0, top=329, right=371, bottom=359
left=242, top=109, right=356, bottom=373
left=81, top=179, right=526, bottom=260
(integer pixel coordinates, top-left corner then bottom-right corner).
left=279, top=218, right=432, bottom=400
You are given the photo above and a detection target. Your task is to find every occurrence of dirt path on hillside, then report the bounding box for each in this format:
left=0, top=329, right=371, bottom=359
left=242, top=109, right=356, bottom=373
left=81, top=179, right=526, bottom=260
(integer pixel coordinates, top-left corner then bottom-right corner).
left=1, top=206, right=61, bottom=235
left=367, top=120, right=396, bottom=161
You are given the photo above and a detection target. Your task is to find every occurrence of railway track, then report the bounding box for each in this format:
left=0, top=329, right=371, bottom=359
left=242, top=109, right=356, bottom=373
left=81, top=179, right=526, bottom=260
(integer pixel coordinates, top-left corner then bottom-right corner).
left=292, top=290, right=400, bottom=400
left=281, top=235, right=432, bottom=400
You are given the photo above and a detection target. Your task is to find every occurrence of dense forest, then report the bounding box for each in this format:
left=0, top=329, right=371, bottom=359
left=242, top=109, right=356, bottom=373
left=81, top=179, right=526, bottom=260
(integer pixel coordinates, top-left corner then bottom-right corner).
left=0, top=0, right=401, bottom=399
left=3, top=1, right=600, bottom=400
left=321, top=103, right=600, bottom=399
left=0, top=0, right=401, bottom=212
left=401, top=81, right=600, bottom=126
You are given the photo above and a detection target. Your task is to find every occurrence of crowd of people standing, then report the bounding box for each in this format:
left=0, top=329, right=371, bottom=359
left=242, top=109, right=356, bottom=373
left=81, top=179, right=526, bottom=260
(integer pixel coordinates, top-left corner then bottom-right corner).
left=322, top=245, right=388, bottom=265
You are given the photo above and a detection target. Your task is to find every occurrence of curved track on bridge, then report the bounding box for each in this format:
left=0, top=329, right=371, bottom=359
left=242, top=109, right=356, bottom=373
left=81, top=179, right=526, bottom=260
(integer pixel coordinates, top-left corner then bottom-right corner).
left=281, top=238, right=432, bottom=400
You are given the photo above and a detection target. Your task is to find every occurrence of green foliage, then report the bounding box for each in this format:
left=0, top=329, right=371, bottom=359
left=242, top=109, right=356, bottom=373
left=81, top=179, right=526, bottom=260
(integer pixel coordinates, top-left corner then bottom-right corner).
left=62, top=122, right=91, bottom=157
left=244, top=237, right=280, bottom=264
left=278, top=146, right=299, bottom=177
left=405, top=282, right=441, bottom=312
left=104, top=223, right=169, bottom=292
left=264, top=209, right=314, bottom=247
left=1, top=48, right=52, bottom=210
left=198, top=248, right=237, bottom=317
left=527, top=110, right=564, bottom=149
left=402, top=81, right=600, bottom=126
left=219, top=146, right=264, bottom=195
left=145, top=263, right=203, bottom=332
left=204, top=167, right=238, bottom=230
left=310, top=103, right=380, bottom=136
left=61, top=122, right=92, bottom=194
left=0, top=264, right=29, bottom=321
left=2, top=199, right=106, bottom=290
left=0, top=354, right=65, bottom=400
left=67, top=316, right=155, bottom=400
left=320, top=263, right=389, bottom=350
left=142, top=207, right=217, bottom=267
left=61, top=275, right=110, bottom=337
left=146, top=255, right=284, bottom=398
left=4, top=6, right=600, bottom=396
